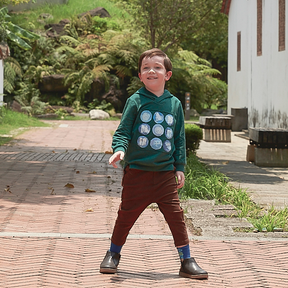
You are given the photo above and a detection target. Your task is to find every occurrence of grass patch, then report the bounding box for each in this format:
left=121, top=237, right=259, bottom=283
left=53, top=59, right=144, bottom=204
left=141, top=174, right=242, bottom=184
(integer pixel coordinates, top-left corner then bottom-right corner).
left=180, top=153, right=288, bottom=232
left=10, top=0, right=129, bottom=31
left=0, top=107, right=50, bottom=145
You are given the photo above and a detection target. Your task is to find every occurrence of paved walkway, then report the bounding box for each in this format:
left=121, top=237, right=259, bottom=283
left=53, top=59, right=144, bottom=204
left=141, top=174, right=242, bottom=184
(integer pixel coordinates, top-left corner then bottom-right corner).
left=0, top=120, right=288, bottom=288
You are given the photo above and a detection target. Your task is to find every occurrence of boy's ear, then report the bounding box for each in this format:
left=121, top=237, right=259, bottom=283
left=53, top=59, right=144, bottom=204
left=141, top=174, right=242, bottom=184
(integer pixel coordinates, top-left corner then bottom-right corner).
left=165, top=71, right=172, bottom=81
left=138, top=72, right=143, bottom=82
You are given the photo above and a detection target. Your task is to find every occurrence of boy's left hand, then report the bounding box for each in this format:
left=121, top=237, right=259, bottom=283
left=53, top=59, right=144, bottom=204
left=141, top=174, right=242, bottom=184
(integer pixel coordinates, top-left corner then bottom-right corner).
left=175, top=171, right=185, bottom=189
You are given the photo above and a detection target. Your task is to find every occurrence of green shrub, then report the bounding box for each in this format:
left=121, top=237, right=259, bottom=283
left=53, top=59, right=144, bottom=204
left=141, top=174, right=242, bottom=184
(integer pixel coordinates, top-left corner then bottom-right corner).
left=185, top=123, right=203, bottom=153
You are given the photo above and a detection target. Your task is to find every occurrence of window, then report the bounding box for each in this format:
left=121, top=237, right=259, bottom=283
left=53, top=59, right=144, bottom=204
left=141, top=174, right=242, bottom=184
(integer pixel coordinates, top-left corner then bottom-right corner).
left=279, top=0, right=285, bottom=51
left=257, top=0, right=263, bottom=56
left=237, top=32, right=241, bottom=71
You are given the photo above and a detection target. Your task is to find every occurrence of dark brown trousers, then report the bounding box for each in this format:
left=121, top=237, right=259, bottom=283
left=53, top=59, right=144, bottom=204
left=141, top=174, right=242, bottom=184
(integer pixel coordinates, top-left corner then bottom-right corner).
left=111, top=166, right=189, bottom=247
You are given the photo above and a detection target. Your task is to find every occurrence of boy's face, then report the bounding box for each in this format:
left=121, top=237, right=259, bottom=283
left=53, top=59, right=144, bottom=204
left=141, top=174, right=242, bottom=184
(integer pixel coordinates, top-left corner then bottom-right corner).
left=138, top=56, right=172, bottom=96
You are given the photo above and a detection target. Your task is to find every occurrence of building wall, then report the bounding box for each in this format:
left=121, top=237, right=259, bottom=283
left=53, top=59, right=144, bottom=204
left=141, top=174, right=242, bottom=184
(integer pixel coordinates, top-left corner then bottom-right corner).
left=228, top=0, right=288, bottom=129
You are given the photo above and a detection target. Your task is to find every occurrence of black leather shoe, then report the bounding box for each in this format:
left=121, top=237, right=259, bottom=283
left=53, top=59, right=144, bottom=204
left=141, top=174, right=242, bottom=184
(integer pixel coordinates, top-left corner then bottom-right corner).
left=100, top=250, right=121, bottom=274
left=179, top=257, right=208, bottom=279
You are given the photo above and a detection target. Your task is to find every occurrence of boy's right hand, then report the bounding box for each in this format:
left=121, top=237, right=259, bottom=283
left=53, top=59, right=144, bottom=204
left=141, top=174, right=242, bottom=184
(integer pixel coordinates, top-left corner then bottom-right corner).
left=109, top=151, right=125, bottom=168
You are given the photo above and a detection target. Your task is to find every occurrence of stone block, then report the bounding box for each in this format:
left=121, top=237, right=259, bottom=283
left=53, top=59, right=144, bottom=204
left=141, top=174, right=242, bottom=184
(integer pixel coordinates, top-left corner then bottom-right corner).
left=254, top=147, right=288, bottom=167
left=246, top=144, right=255, bottom=162
left=203, top=128, right=231, bottom=142
left=199, top=116, right=232, bottom=129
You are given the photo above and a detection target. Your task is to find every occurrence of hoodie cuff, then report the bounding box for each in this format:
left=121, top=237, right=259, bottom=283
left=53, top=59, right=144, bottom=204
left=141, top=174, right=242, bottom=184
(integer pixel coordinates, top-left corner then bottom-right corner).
left=174, top=164, right=185, bottom=172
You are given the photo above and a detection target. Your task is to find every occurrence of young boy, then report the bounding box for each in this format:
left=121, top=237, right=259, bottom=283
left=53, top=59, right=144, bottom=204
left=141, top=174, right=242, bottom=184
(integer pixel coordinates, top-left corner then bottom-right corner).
left=100, top=48, right=208, bottom=279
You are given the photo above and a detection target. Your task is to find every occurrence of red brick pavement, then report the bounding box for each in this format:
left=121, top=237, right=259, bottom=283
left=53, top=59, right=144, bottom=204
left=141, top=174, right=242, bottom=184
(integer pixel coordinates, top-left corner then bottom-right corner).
left=0, top=120, right=288, bottom=287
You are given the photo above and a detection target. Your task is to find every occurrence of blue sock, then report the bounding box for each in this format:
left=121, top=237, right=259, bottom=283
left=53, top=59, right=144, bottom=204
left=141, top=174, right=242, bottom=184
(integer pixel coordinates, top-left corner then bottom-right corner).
left=109, top=242, right=122, bottom=254
left=177, top=244, right=191, bottom=260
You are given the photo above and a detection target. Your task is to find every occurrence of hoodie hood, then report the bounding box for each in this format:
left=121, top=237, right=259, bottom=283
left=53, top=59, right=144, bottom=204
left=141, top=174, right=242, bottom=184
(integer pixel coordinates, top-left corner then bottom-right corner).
left=137, top=87, right=173, bottom=101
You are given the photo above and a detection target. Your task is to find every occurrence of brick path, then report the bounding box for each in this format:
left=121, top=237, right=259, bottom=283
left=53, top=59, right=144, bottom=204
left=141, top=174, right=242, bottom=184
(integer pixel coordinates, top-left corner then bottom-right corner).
left=0, top=120, right=288, bottom=287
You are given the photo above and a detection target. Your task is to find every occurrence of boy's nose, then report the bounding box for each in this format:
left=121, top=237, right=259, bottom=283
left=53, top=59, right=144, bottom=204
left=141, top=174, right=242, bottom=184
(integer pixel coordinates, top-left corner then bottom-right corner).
left=148, top=68, right=156, bottom=73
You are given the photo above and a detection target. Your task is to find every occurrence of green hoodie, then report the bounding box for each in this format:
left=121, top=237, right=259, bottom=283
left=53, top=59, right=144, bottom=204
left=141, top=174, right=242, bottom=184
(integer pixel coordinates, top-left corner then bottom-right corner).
left=112, top=87, right=186, bottom=172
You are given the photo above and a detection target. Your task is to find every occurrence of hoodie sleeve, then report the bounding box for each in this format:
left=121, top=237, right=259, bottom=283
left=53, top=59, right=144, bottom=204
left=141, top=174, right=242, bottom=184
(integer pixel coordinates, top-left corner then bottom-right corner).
left=112, top=97, right=138, bottom=153
left=173, top=101, right=186, bottom=172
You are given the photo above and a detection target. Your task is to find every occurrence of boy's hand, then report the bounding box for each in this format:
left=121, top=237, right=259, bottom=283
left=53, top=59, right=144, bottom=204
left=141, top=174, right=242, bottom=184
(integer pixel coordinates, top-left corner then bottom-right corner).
left=109, top=151, right=125, bottom=168
left=175, top=171, right=185, bottom=189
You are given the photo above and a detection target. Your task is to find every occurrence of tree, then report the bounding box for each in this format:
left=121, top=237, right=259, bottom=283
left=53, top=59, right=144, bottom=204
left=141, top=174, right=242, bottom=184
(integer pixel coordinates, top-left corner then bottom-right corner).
left=122, top=0, right=225, bottom=53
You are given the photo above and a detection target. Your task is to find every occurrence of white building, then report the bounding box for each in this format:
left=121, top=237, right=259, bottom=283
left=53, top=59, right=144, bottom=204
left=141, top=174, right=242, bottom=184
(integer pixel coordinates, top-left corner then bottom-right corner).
left=222, top=0, right=288, bottom=129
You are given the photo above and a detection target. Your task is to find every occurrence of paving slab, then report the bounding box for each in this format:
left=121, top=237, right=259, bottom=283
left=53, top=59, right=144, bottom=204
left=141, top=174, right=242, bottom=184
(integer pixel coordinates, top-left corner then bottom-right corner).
left=0, top=121, right=288, bottom=287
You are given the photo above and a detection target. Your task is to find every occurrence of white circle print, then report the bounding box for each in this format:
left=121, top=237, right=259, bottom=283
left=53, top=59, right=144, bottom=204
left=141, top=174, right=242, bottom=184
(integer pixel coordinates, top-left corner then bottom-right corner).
left=138, top=123, right=151, bottom=135
left=165, top=114, right=174, bottom=126
left=163, top=140, right=172, bottom=152
left=165, top=127, right=173, bottom=139
left=150, top=138, right=162, bottom=150
left=152, top=124, right=164, bottom=137
left=137, top=136, right=149, bottom=148
left=140, top=110, right=152, bottom=123
left=153, top=112, right=164, bottom=124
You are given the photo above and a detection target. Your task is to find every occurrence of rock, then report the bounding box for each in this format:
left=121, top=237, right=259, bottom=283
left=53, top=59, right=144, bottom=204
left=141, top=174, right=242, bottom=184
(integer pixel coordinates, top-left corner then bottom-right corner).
left=11, top=100, right=22, bottom=113
left=44, top=19, right=70, bottom=38
left=0, top=42, right=10, bottom=60
left=89, top=109, right=110, bottom=120
left=78, top=7, right=111, bottom=19
left=38, top=74, right=69, bottom=92
left=190, top=109, right=200, bottom=117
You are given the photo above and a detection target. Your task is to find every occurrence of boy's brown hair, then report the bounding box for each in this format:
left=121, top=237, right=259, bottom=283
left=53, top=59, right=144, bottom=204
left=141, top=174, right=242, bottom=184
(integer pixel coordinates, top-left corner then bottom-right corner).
left=138, top=48, right=172, bottom=73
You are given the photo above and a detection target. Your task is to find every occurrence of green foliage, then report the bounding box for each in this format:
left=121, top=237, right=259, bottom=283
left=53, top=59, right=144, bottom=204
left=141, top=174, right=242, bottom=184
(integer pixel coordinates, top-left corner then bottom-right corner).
left=0, top=0, right=30, bottom=5
left=181, top=1, right=228, bottom=69
left=167, top=50, right=226, bottom=111
left=249, top=206, right=288, bottom=232
left=185, top=123, right=203, bottom=153
left=3, top=0, right=226, bottom=113
left=92, top=16, right=122, bottom=34
left=0, top=7, right=39, bottom=49
left=120, top=0, right=225, bottom=53
left=9, top=0, right=130, bottom=31
left=3, top=56, right=22, bottom=93
left=87, top=99, right=109, bottom=110
left=13, top=82, right=46, bottom=115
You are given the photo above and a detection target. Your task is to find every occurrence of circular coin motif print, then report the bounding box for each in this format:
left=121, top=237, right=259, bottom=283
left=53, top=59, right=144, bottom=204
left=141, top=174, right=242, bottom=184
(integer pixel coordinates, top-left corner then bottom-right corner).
left=138, top=123, right=151, bottom=135
left=140, top=110, right=152, bottom=123
left=150, top=138, right=162, bottom=150
left=153, top=112, right=164, bottom=124
left=137, top=136, right=149, bottom=148
left=152, top=124, right=164, bottom=137
left=165, top=114, right=174, bottom=126
left=165, top=127, right=173, bottom=139
left=163, top=140, right=172, bottom=152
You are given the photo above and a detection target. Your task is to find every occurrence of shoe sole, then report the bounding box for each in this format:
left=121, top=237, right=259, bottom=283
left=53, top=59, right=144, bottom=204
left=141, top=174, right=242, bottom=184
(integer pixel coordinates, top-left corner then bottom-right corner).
left=100, top=267, right=117, bottom=274
left=179, top=271, right=208, bottom=279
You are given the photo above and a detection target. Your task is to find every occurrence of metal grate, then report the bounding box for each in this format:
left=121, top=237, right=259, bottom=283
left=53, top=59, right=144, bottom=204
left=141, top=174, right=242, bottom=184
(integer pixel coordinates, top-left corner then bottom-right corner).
left=0, top=152, right=109, bottom=162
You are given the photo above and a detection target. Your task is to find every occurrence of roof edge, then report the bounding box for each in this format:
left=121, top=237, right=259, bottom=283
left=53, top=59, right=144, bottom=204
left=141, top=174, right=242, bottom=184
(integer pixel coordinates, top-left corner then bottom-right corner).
left=221, top=0, right=232, bottom=15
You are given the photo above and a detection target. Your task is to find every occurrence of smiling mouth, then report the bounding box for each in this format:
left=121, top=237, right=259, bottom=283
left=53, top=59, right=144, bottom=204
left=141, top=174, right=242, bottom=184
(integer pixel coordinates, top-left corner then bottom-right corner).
left=147, top=77, right=157, bottom=80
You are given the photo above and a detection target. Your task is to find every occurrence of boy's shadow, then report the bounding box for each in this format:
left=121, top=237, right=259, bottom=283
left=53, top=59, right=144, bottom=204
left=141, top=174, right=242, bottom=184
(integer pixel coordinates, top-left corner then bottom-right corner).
left=110, top=270, right=208, bottom=282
